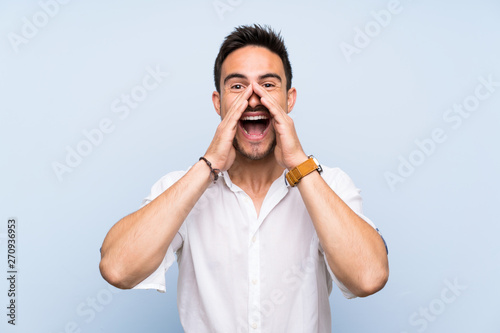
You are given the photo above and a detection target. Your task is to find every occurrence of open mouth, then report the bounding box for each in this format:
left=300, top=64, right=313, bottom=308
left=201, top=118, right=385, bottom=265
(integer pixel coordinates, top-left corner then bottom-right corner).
left=239, top=114, right=271, bottom=138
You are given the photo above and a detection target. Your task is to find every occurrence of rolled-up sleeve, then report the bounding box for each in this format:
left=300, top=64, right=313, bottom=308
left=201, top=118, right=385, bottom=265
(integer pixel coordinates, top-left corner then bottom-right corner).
left=319, top=167, right=383, bottom=299
left=133, top=232, right=183, bottom=292
left=131, top=170, right=187, bottom=292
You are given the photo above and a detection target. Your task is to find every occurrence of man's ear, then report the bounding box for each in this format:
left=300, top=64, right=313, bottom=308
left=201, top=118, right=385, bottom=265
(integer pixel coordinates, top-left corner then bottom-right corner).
left=212, top=91, right=221, bottom=116
left=287, top=87, right=297, bottom=114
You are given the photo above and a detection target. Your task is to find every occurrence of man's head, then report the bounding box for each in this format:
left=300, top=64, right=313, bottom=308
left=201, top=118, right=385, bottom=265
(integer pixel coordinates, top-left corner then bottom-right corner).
left=214, top=24, right=293, bottom=94
left=212, top=25, right=296, bottom=162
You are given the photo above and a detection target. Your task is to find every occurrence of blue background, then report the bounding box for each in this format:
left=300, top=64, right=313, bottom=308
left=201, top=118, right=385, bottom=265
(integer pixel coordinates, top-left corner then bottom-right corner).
left=1, top=0, right=499, bottom=332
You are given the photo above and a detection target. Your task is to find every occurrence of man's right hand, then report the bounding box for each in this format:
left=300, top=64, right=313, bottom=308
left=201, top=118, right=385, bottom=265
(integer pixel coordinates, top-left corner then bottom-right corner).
left=203, top=85, right=253, bottom=171
left=100, top=86, right=254, bottom=290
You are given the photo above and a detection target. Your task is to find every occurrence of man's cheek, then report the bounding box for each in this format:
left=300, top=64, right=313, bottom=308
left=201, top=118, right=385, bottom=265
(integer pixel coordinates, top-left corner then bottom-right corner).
left=226, top=95, right=241, bottom=109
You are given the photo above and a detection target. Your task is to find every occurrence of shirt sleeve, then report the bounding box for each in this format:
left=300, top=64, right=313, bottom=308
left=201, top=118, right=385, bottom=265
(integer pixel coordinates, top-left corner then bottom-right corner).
left=319, top=167, right=382, bottom=299
left=132, top=232, right=183, bottom=292
left=132, top=170, right=187, bottom=293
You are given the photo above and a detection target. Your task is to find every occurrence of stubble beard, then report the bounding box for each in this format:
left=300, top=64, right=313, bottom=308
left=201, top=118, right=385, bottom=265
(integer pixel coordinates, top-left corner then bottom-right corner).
left=232, top=136, right=276, bottom=161
left=224, top=104, right=276, bottom=160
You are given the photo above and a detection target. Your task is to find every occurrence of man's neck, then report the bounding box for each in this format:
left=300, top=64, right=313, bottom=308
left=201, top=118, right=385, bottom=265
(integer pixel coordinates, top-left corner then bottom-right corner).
left=227, top=152, right=285, bottom=196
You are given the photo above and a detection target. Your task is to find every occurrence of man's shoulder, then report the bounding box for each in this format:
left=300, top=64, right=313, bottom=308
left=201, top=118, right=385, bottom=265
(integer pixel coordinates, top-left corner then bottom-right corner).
left=157, top=169, right=188, bottom=183
left=142, top=168, right=189, bottom=204
left=320, top=165, right=349, bottom=182
left=320, top=165, right=359, bottom=193
left=151, top=169, right=188, bottom=191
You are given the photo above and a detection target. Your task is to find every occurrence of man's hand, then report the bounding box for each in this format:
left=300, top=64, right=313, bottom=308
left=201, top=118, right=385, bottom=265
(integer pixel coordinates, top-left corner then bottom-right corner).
left=204, top=86, right=254, bottom=171
left=252, top=82, right=307, bottom=170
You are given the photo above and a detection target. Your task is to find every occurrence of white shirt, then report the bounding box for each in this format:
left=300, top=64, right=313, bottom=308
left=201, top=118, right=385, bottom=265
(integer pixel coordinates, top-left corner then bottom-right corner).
left=133, top=166, right=378, bottom=333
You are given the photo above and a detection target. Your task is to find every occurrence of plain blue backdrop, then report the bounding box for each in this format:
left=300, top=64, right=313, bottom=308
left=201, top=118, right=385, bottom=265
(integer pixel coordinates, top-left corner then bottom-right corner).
left=1, top=1, right=499, bottom=332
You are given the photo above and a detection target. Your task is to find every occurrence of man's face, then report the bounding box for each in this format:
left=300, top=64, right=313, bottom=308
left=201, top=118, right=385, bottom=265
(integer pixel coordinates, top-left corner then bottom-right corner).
left=214, top=46, right=291, bottom=161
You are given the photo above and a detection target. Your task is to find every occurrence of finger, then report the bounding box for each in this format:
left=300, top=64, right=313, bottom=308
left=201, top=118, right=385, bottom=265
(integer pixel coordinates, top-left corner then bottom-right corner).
left=222, top=85, right=253, bottom=127
left=273, top=118, right=282, bottom=145
left=252, top=82, right=288, bottom=121
left=228, top=85, right=253, bottom=115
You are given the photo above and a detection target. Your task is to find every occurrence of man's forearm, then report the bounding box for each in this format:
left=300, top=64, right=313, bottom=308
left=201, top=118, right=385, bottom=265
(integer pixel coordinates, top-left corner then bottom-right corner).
left=296, top=171, right=389, bottom=297
left=99, top=160, right=212, bottom=289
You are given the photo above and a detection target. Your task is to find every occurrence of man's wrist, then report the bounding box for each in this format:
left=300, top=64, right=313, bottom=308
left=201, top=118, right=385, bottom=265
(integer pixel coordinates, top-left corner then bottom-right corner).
left=199, top=156, right=220, bottom=184
left=287, top=153, right=309, bottom=171
left=286, top=155, right=322, bottom=187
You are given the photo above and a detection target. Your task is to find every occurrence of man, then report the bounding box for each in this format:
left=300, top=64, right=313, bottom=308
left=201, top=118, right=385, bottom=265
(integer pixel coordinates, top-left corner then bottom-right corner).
left=99, top=24, right=389, bottom=332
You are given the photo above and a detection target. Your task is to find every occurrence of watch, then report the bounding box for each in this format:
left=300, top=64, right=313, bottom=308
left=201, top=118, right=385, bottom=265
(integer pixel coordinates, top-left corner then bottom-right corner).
left=286, top=155, right=323, bottom=187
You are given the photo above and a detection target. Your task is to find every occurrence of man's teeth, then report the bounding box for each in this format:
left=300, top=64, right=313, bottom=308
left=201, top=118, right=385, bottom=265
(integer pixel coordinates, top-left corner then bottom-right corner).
left=240, top=115, right=269, bottom=121
left=240, top=115, right=269, bottom=136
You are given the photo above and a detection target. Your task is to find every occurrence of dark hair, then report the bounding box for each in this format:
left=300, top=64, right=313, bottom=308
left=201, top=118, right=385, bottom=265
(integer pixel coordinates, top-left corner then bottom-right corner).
left=213, top=24, right=292, bottom=93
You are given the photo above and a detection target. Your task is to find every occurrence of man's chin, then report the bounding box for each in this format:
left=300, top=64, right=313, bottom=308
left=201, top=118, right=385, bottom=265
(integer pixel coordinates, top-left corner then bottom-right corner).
left=233, top=138, right=276, bottom=161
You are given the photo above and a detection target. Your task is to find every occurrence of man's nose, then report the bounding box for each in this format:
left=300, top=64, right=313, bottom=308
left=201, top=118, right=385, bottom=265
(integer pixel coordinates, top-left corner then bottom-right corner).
left=247, top=89, right=261, bottom=108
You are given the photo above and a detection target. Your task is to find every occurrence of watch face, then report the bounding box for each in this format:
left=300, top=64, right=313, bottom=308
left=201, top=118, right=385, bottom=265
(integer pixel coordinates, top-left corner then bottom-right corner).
left=310, top=155, right=323, bottom=173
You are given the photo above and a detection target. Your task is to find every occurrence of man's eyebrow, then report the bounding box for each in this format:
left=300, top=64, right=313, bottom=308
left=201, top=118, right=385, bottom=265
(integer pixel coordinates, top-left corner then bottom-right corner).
left=223, top=73, right=282, bottom=85
left=259, top=73, right=282, bottom=82
left=223, top=73, right=247, bottom=85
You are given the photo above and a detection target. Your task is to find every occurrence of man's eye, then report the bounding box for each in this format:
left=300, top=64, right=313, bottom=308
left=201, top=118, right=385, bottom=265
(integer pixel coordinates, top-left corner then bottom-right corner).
left=263, top=83, right=274, bottom=88
left=232, top=84, right=243, bottom=90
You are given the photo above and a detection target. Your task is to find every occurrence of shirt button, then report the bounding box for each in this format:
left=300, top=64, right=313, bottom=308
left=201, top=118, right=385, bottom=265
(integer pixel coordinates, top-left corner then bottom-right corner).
left=252, top=236, right=256, bottom=243
left=251, top=323, right=258, bottom=329
left=252, top=279, right=257, bottom=285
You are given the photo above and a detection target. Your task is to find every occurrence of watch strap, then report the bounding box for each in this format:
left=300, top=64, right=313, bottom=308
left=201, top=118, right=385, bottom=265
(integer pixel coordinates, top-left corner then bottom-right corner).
left=286, top=157, right=319, bottom=187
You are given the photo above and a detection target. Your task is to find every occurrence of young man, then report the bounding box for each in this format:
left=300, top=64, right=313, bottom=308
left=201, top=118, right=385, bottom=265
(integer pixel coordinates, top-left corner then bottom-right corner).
left=99, top=24, right=389, bottom=332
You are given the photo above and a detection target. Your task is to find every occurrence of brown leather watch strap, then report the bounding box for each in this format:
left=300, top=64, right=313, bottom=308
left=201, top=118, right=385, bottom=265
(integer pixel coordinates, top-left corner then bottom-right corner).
left=286, top=157, right=319, bottom=187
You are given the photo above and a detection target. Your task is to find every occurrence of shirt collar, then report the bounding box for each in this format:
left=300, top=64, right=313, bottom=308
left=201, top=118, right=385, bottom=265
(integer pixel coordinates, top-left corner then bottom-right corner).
left=221, top=170, right=236, bottom=190
left=221, top=170, right=290, bottom=191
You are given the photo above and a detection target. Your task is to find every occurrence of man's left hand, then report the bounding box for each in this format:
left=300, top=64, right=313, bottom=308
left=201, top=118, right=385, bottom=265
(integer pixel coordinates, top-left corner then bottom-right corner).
left=252, top=82, right=307, bottom=170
